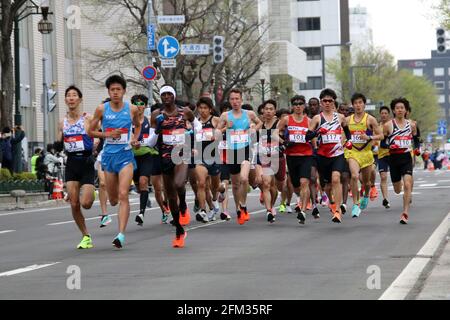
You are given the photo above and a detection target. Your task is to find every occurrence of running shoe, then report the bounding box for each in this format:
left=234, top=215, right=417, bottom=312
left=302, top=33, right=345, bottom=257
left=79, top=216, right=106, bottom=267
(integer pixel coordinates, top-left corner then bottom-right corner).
left=259, top=192, right=264, bottom=205
left=340, top=204, right=347, bottom=215
left=161, top=211, right=169, bottom=224
left=352, top=204, right=361, bottom=218
left=332, top=211, right=342, bottom=223
left=208, top=207, right=219, bottom=222
left=369, top=186, right=378, bottom=201
left=135, top=214, right=144, bottom=226
left=237, top=210, right=246, bottom=225
left=382, top=199, right=391, bottom=209
left=112, top=233, right=125, bottom=249
left=329, top=203, right=337, bottom=215
left=196, top=210, right=209, bottom=223
left=297, top=210, right=306, bottom=225
left=360, top=196, right=369, bottom=210
left=286, top=206, right=293, bottom=214
left=239, top=205, right=250, bottom=222
left=400, top=213, right=409, bottom=225
left=179, top=208, right=191, bottom=226
left=172, top=231, right=187, bottom=248
left=279, top=203, right=286, bottom=214
left=77, top=235, right=93, bottom=249
left=100, top=215, right=112, bottom=228
left=193, top=201, right=200, bottom=215
left=220, top=211, right=231, bottom=221
left=294, top=203, right=301, bottom=213
left=312, top=207, right=320, bottom=219
left=267, top=210, right=275, bottom=223
left=321, top=194, right=329, bottom=207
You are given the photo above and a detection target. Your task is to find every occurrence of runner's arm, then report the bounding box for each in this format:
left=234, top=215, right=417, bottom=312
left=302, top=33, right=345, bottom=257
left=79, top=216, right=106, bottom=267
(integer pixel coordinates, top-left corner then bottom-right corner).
left=147, top=110, right=160, bottom=147
left=88, top=105, right=108, bottom=139
left=368, top=116, right=384, bottom=141
left=130, top=105, right=141, bottom=147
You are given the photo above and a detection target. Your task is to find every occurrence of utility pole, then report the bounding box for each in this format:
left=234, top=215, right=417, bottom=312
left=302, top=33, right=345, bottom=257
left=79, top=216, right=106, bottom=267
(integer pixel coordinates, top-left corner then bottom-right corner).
left=42, top=57, right=48, bottom=150
left=148, top=0, right=155, bottom=105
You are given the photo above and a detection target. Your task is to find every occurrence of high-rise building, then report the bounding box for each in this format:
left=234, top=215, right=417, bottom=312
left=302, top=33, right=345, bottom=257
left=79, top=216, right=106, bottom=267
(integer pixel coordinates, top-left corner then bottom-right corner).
left=349, top=5, right=373, bottom=53
left=398, top=50, right=450, bottom=131
left=293, top=0, right=350, bottom=100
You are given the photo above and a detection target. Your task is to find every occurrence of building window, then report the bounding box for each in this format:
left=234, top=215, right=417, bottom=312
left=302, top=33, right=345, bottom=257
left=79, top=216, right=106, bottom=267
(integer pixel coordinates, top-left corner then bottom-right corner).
left=412, top=68, right=423, bottom=77
left=439, top=95, right=445, bottom=103
left=301, top=47, right=322, bottom=60
left=435, top=81, right=445, bottom=90
left=298, top=17, right=321, bottom=31
left=300, top=77, right=322, bottom=90
left=435, top=68, right=445, bottom=77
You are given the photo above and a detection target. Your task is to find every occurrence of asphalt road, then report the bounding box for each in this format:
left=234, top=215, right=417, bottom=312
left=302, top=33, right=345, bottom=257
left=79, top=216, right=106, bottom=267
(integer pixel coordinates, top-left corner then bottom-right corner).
left=0, top=169, right=449, bottom=300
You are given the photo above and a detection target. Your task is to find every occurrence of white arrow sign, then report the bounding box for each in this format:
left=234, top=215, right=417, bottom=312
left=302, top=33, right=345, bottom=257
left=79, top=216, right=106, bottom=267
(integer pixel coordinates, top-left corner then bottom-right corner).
left=163, top=39, right=177, bottom=57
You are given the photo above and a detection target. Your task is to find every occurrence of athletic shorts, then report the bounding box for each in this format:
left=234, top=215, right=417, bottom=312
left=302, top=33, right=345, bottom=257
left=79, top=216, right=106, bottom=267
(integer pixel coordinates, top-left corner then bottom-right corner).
left=197, top=163, right=220, bottom=176
left=259, top=154, right=285, bottom=180
left=151, top=155, right=162, bottom=176
left=220, top=164, right=230, bottom=181
left=286, top=156, right=312, bottom=188
left=101, top=150, right=136, bottom=174
left=344, top=149, right=374, bottom=170
left=317, top=154, right=346, bottom=187
left=133, top=153, right=153, bottom=184
left=377, top=156, right=390, bottom=173
left=65, top=156, right=95, bottom=186
left=389, top=153, right=413, bottom=183
left=227, top=146, right=251, bottom=175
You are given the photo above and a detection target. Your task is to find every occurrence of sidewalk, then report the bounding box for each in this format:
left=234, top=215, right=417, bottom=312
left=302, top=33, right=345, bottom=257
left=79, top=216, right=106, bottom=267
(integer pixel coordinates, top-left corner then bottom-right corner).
left=416, top=235, right=450, bottom=300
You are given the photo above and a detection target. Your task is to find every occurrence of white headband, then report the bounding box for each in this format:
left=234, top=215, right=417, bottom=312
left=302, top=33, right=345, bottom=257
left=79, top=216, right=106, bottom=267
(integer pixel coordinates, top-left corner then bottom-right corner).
left=160, top=86, right=176, bottom=98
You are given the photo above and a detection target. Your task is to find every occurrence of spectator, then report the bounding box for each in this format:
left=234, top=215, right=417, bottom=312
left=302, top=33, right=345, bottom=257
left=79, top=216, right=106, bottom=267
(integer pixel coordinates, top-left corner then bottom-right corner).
left=31, top=148, right=42, bottom=174
left=44, top=143, right=62, bottom=178
left=12, top=125, right=25, bottom=173
left=0, top=127, right=14, bottom=174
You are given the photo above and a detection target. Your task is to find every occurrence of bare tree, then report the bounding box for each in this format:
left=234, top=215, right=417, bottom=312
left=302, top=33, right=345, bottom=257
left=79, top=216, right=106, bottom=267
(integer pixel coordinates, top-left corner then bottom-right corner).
left=82, top=0, right=271, bottom=104
left=0, top=0, right=28, bottom=128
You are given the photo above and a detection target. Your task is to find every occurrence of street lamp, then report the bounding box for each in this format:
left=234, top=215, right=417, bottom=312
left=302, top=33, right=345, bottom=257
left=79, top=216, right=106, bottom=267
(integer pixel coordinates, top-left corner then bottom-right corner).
left=321, top=42, right=352, bottom=89
left=349, top=64, right=377, bottom=96
left=13, top=0, right=53, bottom=126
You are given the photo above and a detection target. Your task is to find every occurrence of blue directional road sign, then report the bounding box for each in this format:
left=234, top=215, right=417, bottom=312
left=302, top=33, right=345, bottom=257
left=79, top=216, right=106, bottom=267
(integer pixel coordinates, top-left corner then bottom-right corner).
left=438, top=126, right=447, bottom=136
left=157, top=36, right=180, bottom=59
left=147, top=24, right=156, bottom=51
left=142, top=66, right=157, bottom=81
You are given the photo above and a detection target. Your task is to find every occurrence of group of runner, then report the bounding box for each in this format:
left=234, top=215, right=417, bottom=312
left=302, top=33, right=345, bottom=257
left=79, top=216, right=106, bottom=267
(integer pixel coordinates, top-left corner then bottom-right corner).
left=60, top=75, right=420, bottom=250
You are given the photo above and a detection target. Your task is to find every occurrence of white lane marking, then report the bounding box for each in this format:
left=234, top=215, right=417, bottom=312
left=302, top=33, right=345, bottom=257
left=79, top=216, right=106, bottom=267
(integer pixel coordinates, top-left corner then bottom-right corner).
left=0, top=230, right=15, bottom=235
left=438, top=180, right=450, bottom=183
left=379, top=212, right=450, bottom=300
left=419, top=184, right=437, bottom=187
left=0, top=262, right=61, bottom=277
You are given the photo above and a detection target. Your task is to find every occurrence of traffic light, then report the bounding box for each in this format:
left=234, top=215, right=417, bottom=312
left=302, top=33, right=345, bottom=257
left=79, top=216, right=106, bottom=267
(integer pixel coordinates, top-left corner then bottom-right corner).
left=437, top=27, right=447, bottom=54
left=213, top=36, right=225, bottom=64
left=48, top=89, right=57, bottom=112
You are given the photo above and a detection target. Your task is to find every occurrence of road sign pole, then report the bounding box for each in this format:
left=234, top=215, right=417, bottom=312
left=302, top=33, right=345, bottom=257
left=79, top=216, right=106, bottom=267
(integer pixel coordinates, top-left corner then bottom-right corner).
left=148, top=0, right=154, bottom=105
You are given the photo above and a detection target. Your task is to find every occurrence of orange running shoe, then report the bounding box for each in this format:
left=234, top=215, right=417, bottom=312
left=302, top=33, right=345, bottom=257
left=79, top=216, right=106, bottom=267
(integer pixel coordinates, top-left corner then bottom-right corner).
left=237, top=209, right=246, bottom=225
left=172, top=232, right=187, bottom=248
left=400, top=213, right=409, bottom=225
left=329, top=203, right=337, bottom=216
left=369, top=186, right=378, bottom=201
left=332, top=211, right=342, bottom=223
left=179, top=207, right=191, bottom=226
left=242, top=206, right=250, bottom=222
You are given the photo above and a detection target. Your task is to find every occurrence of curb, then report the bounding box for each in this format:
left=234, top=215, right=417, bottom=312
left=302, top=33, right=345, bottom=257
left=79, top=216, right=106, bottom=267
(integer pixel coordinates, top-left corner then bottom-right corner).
left=379, top=212, right=450, bottom=300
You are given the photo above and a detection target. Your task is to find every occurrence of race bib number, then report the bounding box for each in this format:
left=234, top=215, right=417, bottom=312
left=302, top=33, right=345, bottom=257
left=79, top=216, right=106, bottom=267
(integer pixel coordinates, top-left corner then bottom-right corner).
left=260, top=136, right=279, bottom=155
left=351, top=130, right=367, bottom=144
left=140, top=133, right=149, bottom=146
left=230, top=130, right=249, bottom=144
left=322, top=130, right=342, bottom=144
left=162, top=129, right=185, bottom=146
left=289, top=131, right=306, bottom=144
left=64, top=135, right=85, bottom=152
left=196, top=128, right=214, bottom=142
left=393, top=136, right=412, bottom=148
left=218, top=141, right=229, bottom=150
left=106, top=128, right=129, bottom=145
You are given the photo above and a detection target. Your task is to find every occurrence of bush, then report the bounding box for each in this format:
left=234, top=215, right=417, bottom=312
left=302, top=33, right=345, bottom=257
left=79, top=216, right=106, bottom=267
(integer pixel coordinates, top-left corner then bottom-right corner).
left=0, top=168, right=12, bottom=181
left=13, top=172, right=38, bottom=181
